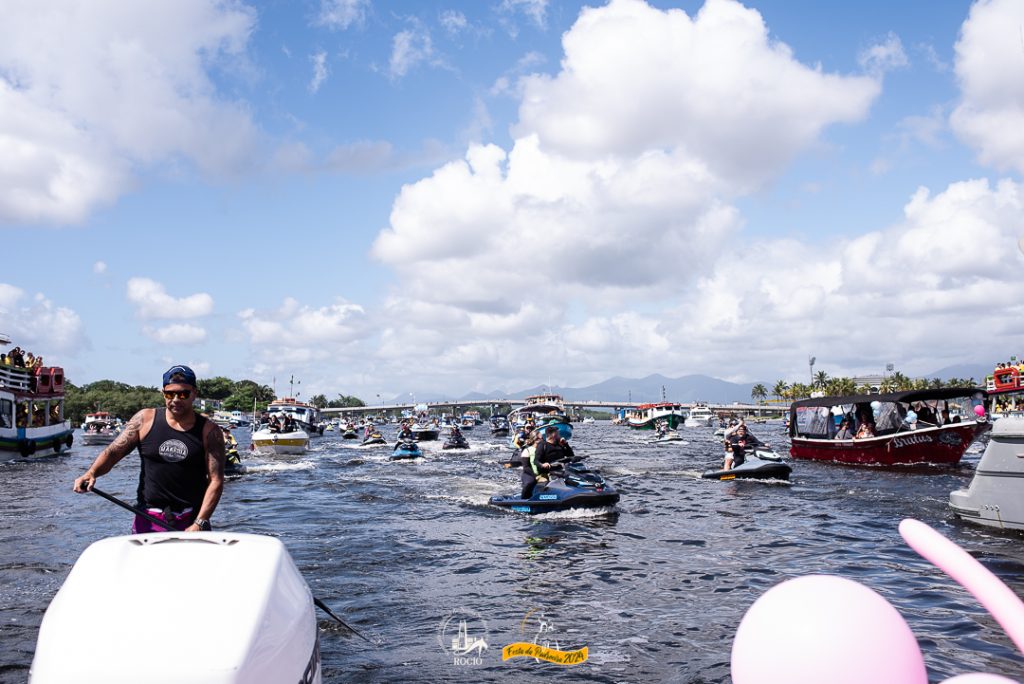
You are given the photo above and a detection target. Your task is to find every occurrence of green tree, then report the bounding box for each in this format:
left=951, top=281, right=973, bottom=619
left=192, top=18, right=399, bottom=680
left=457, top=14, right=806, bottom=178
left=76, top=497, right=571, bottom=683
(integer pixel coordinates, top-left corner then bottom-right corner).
left=222, top=380, right=275, bottom=412
left=813, top=370, right=829, bottom=389
left=772, top=380, right=789, bottom=403
left=309, top=394, right=328, bottom=409
left=327, top=394, right=365, bottom=408
left=751, top=384, right=768, bottom=404
left=197, top=376, right=235, bottom=400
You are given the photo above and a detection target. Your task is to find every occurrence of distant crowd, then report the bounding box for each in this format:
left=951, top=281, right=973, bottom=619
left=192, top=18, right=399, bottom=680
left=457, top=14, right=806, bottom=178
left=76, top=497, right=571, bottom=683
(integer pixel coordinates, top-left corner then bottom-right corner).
left=994, top=359, right=1024, bottom=372
left=1, top=346, right=44, bottom=370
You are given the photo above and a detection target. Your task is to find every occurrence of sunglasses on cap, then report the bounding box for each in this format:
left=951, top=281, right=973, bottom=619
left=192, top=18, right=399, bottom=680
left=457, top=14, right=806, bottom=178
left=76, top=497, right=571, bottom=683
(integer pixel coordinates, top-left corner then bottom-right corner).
left=163, top=390, right=192, bottom=400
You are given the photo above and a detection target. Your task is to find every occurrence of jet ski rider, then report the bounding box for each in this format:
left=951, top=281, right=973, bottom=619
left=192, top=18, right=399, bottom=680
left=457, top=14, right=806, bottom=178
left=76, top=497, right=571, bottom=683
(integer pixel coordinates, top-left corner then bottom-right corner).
left=722, top=419, right=763, bottom=470
left=524, top=425, right=577, bottom=497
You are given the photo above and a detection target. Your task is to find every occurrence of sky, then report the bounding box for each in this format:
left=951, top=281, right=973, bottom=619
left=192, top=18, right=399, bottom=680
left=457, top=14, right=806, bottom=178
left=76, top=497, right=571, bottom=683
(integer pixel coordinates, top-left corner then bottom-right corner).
left=2, top=0, right=1024, bottom=402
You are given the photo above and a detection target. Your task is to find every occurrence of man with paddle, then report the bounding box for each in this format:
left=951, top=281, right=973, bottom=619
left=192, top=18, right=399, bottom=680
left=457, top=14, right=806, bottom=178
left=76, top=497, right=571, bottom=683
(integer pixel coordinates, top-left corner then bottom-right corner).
left=73, top=365, right=226, bottom=532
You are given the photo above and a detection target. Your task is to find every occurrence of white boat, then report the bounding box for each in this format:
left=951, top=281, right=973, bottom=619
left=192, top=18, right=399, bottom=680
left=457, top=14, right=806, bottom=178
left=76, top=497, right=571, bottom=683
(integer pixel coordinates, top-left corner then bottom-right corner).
left=30, top=532, right=320, bottom=683
left=266, top=397, right=324, bottom=437
left=1, top=343, right=74, bottom=461
left=508, top=394, right=573, bottom=440
left=653, top=430, right=687, bottom=444
left=582, top=416, right=595, bottom=424
left=949, top=417, right=1024, bottom=531
left=684, top=403, right=715, bottom=428
left=80, top=416, right=120, bottom=446
left=251, top=426, right=309, bottom=455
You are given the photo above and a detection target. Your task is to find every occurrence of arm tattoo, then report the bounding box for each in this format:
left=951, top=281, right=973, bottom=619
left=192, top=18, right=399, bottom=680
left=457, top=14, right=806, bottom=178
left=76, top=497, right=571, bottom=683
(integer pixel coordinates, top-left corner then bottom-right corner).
left=104, top=412, right=144, bottom=459
left=205, top=426, right=226, bottom=476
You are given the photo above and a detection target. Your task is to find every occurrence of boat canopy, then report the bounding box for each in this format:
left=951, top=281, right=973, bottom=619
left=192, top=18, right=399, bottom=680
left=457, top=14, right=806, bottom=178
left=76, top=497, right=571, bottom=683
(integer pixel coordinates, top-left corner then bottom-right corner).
left=789, top=387, right=986, bottom=410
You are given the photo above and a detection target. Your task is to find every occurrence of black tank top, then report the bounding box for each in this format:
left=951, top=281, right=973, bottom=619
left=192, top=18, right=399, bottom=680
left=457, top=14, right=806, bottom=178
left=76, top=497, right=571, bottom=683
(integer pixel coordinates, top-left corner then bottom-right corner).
left=137, top=409, right=208, bottom=511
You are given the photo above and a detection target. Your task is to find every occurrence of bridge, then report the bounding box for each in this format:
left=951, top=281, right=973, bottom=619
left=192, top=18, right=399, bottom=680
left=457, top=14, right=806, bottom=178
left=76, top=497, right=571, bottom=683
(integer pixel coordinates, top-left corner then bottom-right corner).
left=321, top=399, right=787, bottom=418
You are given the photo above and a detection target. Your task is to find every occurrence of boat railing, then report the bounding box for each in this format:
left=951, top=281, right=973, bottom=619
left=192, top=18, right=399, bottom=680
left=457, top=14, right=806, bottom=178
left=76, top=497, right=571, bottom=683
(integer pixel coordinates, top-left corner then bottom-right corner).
left=0, top=365, right=33, bottom=392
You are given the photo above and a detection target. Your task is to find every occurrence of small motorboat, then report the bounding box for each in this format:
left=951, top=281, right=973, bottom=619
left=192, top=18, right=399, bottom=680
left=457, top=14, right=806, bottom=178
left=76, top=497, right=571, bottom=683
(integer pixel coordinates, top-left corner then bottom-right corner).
left=30, top=532, right=320, bottom=683
left=702, top=449, right=792, bottom=481
left=341, top=426, right=358, bottom=439
left=411, top=424, right=440, bottom=441
left=949, top=416, right=1024, bottom=530
left=489, top=416, right=510, bottom=437
left=489, top=460, right=619, bottom=514
left=80, top=419, right=121, bottom=446
left=360, top=432, right=386, bottom=446
left=251, top=427, right=309, bottom=455
left=391, top=440, right=422, bottom=460
left=442, top=432, right=469, bottom=450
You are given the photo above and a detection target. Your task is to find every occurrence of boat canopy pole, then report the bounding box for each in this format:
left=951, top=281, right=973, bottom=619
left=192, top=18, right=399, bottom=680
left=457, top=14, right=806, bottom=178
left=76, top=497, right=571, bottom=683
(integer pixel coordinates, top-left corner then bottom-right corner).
left=87, top=487, right=377, bottom=647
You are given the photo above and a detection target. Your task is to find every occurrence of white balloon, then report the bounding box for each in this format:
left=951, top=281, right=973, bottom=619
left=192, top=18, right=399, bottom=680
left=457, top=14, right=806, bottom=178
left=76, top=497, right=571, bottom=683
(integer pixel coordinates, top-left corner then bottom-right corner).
left=1019, top=236, right=1024, bottom=255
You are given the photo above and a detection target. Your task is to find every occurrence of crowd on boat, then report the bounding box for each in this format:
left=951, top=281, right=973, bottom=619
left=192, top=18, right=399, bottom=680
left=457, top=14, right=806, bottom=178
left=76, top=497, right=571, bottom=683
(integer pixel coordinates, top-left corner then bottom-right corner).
left=0, top=346, right=45, bottom=370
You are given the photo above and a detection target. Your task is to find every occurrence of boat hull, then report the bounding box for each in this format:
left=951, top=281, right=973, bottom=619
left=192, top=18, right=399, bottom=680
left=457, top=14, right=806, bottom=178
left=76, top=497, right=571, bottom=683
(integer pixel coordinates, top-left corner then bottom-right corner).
left=790, top=422, right=989, bottom=466
left=412, top=428, right=439, bottom=441
left=489, top=482, right=619, bottom=514
left=0, top=424, right=74, bottom=461
left=702, top=456, right=792, bottom=481
left=628, top=414, right=684, bottom=430
left=949, top=417, right=1024, bottom=530
left=251, top=429, right=309, bottom=455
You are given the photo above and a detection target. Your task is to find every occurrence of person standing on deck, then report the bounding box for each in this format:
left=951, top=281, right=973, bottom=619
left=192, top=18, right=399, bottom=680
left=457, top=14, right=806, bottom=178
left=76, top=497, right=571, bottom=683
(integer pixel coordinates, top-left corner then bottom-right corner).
left=73, top=365, right=226, bottom=532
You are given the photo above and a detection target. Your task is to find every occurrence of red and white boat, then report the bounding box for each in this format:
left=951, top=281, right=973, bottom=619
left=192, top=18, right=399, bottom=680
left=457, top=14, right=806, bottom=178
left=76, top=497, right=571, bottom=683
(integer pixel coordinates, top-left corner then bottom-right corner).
left=987, top=364, right=1024, bottom=417
left=1, top=336, right=74, bottom=461
left=788, top=388, right=989, bottom=466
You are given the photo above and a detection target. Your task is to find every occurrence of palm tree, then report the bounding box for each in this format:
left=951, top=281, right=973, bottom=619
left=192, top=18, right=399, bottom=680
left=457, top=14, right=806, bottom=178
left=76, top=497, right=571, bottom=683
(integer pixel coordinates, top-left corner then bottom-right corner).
left=929, top=377, right=944, bottom=389
left=813, top=370, right=830, bottom=389
left=772, top=380, right=789, bottom=403
left=751, top=383, right=768, bottom=404
left=828, top=377, right=857, bottom=396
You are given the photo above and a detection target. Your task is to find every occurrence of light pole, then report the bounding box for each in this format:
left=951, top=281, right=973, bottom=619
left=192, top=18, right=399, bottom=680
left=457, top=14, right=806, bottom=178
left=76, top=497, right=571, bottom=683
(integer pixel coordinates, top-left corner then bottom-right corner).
left=809, top=356, right=816, bottom=386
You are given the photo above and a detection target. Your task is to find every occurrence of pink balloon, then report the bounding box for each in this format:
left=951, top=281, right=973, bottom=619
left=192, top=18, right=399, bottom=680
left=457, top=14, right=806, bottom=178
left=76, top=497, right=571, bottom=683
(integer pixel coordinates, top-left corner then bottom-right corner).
left=974, top=405, right=986, bottom=417
left=731, top=575, right=927, bottom=684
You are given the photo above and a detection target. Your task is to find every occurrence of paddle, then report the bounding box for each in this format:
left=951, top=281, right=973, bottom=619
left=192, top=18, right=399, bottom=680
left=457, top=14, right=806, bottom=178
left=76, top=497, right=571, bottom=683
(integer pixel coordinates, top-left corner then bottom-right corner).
left=87, top=486, right=376, bottom=646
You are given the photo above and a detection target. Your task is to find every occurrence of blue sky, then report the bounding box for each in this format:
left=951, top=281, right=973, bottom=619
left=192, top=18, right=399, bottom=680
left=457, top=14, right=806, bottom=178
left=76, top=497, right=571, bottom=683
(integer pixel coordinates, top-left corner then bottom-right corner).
left=2, top=0, right=1023, bottom=401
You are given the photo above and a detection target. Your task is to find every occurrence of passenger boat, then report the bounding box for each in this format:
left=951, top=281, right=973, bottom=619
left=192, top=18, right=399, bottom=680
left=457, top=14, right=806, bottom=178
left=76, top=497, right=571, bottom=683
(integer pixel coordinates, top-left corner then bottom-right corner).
left=987, top=363, right=1024, bottom=418
left=684, top=403, right=715, bottom=428
left=508, top=394, right=573, bottom=440
left=949, top=417, right=1024, bottom=530
left=80, top=414, right=121, bottom=446
left=265, top=397, right=324, bottom=437
left=626, top=402, right=685, bottom=430
left=411, top=422, right=440, bottom=441
left=31, top=532, right=320, bottom=683
left=0, top=339, right=74, bottom=461
left=788, top=388, right=989, bottom=466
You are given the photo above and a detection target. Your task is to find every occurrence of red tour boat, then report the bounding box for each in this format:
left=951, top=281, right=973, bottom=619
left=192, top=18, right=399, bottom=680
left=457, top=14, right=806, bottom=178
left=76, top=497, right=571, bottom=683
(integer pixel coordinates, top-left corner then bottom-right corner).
left=788, top=388, right=989, bottom=466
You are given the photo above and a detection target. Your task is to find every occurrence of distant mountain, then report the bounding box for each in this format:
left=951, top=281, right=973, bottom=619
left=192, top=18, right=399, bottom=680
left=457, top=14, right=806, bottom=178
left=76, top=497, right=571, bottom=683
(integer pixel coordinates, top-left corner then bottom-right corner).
left=923, top=363, right=992, bottom=383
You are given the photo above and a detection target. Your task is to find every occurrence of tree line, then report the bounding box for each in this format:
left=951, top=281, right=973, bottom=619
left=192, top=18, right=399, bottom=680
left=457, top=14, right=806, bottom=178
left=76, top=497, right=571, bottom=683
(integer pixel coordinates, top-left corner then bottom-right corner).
left=748, top=371, right=980, bottom=405
left=63, top=376, right=365, bottom=423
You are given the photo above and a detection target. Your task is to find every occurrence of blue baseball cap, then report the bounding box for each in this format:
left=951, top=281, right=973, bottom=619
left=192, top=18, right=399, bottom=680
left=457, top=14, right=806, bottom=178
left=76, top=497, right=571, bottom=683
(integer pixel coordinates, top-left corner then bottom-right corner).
left=162, top=364, right=197, bottom=387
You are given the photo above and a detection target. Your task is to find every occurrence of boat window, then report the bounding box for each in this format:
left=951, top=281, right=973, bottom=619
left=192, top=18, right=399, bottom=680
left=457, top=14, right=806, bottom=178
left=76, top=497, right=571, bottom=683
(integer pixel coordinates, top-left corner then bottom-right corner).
left=16, top=400, right=30, bottom=428
left=0, top=399, right=12, bottom=428
left=795, top=406, right=831, bottom=438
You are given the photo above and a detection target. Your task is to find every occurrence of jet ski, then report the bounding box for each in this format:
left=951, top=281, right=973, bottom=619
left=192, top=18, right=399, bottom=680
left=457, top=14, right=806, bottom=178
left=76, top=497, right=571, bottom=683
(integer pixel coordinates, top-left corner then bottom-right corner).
left=224, top=448, right=246, bottom=475
left=442, top=433, right=469, bottom=450
left=341, top=428, right=358, bottom=439
left=391, top=440, right=422, bottom=460
left=653, top=430, right=686, bottom=443
left=702, top=449, right=791, bottom=481
left=361, top=432, right=386, bottom=446
left=490, top=416, right=510, bottom=437
left=489, top=460, right=619, bottom=514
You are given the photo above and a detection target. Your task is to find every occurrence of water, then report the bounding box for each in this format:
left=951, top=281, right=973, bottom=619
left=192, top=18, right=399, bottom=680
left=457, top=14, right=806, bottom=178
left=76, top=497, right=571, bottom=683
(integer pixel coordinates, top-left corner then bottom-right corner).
left=2, top=422, right=1023, bottom=683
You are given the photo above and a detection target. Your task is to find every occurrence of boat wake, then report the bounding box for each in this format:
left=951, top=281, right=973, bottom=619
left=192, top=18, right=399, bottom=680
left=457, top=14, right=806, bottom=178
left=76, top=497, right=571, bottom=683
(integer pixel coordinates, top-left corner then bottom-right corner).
left=243, top=460, right=316, bottom=472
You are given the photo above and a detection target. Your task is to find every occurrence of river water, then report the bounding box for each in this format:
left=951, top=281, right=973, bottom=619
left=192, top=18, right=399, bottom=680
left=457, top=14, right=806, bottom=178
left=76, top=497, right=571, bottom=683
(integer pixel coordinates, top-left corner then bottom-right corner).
left=2, top=421, right=1023, bottom=683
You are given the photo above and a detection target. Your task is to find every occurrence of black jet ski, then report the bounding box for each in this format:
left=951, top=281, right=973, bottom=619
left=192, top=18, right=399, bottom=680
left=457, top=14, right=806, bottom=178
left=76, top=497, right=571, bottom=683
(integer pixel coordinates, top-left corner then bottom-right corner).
left=361, top=432, right=386, bottom=446
left=702, top=449, right=791, bottom=481
left=442, top=433, right=469, bottom=450
left=341, top=428, right=358, bottom=439
left=489, top=460, right=619, bottom=514
left=391, top=440, right=422, bottom=460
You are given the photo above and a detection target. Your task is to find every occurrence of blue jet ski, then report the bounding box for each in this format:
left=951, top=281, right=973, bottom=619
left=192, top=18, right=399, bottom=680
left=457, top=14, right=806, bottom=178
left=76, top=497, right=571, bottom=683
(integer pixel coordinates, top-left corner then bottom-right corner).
left=489, top=460, right=619, bottom=514
left=391, top=440, right=422, bottom=460
left=702, top=449, right=791, bottom=481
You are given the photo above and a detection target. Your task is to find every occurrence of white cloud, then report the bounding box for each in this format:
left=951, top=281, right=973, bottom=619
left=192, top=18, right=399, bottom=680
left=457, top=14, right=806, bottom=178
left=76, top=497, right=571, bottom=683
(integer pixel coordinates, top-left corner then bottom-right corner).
left=371, top=0, right=879, bottom=367
left=316, top=0, right=369, bottom=30
left=0, top=1, right=260, bottom=224
left=950, top=0, right=1024, bottom=174
left=309, top=50, right=329, bottom=93
left=0, top=283, right=86, bottom=355
left=514, top=0, right=878, bottom=189
left=499, top=0, right=549, bottom=30
left=440, top=10, right=468, bottom=35
left=143, top=323, right=208, bottom=345
left=857, top=32, right=909, bottom=75
left=126, top=278, right=214, bottom=319
left=389, top=24, right=436, bottom=79
left=238, top=297, right=369, bottom=368
left=92, top=261, right=107, bottom=274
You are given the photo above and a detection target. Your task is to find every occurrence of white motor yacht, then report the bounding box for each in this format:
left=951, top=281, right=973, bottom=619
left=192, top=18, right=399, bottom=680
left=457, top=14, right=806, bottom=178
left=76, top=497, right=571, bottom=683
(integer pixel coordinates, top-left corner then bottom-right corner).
left=949, top=417, right=1024, bottom=531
